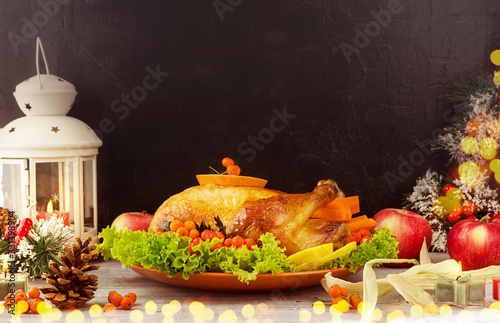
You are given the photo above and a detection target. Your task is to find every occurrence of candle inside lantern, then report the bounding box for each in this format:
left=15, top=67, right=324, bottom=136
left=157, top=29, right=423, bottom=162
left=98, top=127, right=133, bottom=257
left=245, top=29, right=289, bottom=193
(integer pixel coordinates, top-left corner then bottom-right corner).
left=0, top=257, right=28, bottom=300
left=493, top=277, right=500, bottom=301
left=36, top=199, right=69, bottom=226
left=434, top=262, right=485, bottom=308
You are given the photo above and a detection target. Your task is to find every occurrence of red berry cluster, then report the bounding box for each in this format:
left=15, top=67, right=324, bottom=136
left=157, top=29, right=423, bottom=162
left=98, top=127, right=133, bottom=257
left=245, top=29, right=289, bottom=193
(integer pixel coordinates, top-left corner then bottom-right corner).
left=222, top=157, right=240, bottom=176
left=346, top=228, right=371, bottom=245
left=189, top=230, right=256, bottom=254
left=4, top=287, right=47, bottom=314
left=106, top=291, right=137, bottom=311
left=328, top=284, right=363, bottom=309
left=5, top=218, right=33, bottom=246
left=443, top=184, right=476, bottom=223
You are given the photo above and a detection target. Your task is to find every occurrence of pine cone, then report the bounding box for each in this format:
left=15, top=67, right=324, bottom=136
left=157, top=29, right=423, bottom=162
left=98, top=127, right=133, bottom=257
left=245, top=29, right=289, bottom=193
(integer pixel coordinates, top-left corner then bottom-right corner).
left=39, top=236, right=100, bottom=308
left=0, top=207, right=17, bottom=236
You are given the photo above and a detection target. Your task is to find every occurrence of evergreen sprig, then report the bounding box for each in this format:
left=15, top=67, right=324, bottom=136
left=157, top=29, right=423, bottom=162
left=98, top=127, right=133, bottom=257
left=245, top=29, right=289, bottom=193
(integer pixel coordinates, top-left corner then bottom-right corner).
left=15, top=217, right=74, bottom=278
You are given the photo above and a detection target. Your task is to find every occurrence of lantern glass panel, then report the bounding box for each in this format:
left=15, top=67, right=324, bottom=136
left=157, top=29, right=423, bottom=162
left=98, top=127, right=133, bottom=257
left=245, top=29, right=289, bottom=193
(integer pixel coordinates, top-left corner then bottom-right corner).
left=0, top=159, right=27, bottom=216
left=34, top=160, right=76, bottom=228
left=35, top=162, right=60, bottom=213
left=83, top=159, right=96, bottom=232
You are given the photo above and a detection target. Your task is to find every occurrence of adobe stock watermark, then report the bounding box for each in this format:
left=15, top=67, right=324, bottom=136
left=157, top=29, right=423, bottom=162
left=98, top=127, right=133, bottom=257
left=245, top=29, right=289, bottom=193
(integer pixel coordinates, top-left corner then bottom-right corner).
left=237, top=106, right=296, bottom=162
left=92, top=64, right=169, bottom=140
left=335, top=0, right=404, bottom=64
left=383, top=108, right=459, bottom=193
left=213, top=0, right=243, bottom=21
left=8, top=0, right=71, bottom=53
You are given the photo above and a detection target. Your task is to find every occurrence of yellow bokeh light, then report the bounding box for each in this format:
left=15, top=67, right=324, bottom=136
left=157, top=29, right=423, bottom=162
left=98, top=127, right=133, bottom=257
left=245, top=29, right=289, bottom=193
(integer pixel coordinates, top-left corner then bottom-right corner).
left=494, top=71, right=500, bottom=86
left=89, top=304, right=103, bottom=318
left=410, top=304, right=424, bottom=317
left=66, top=309, right=85, bottom=323
left=10, top=316, right=21, bottom=323
left=490, top=301, right=500, bottom=310
left=332, top=300, right=349, bottom=313
left=423, top=303, right=439, bottom=314
left=480, top=137, right=498, bottom=159
left=163, top=316, right=175, bottom=323
left=312, top=301, right=325, bottom=315
left=490, top=159, right=500, bottom=172
left=461, top=136, right=478, bottom=154
left=299, top=309, right=312, bottom=322
left=162, top=300, right=182, bottom=316
left=14, top=299, right=29, bottom=315
left=387, top=309, right=405, bottom=322
left=38, top=300, right=53, bottom=315
left=457, top=309, right=475, bottom=323
left=459, top=161, right=480, bottom=186
left=372, top=308, right=383, bottom=321
left=91, top=319, right=107, bottom=323
left=488, top=120, right=500, bottom=138
left=219, top=309, right=238, bottom=323
left=439, top=304, right=453, bottom=316
left=495, top=171, right=500, bottom=183
left=193, top=313, right=205, bottom=323
left=145, top=301, right=157, bottom=314
left=432, top=196, right=459, bottom=216
left=491, top=49, right=500, bottom=65
left=204, top=307, right=215, bottom=321
left=242, top=304, right=255, bottom=318
left=45, top=306, right=62, bottom=322
left=170, top=300, right=181, bottom=312
left=446, top=187, right=463, bottom=201
left=256, top=303, right=269, bottom=316
left=189, top=301, right=205, bottom=315
left=130, top=309, right=144, bottom=322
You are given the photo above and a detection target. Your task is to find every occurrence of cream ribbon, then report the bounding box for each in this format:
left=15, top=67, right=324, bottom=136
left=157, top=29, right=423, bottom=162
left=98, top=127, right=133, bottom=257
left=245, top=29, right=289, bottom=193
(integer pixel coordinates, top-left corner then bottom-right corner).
left=321, top=239, right=500, bottom=322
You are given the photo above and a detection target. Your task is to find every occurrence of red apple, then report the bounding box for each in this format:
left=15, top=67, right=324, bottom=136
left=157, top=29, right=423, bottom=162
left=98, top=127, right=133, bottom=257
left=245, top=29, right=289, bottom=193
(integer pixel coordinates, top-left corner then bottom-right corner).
left=373, top=208, right=432, bottom=267
left=447, top=217, right=500, bottom=270
left=111, top=211, right=154, bottom=232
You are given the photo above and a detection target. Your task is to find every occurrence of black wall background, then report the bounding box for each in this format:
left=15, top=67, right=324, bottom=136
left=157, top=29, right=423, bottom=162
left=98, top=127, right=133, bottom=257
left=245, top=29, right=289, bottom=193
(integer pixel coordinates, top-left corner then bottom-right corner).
left=0, top=0, right=499, bottom=230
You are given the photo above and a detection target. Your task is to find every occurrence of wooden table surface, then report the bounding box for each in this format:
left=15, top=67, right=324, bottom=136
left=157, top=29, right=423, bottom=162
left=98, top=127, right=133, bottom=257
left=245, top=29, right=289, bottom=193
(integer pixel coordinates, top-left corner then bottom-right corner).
left=1, top=252, right=498, bottom=323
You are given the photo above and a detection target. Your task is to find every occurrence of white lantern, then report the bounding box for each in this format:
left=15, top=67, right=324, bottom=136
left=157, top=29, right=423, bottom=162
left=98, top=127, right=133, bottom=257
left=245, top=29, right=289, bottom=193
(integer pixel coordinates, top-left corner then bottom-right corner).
left=0, top=38, right=102, bottom=242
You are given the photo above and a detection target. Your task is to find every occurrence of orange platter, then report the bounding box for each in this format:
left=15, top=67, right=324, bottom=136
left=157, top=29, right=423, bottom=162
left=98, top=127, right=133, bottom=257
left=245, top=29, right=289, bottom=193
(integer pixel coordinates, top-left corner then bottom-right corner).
left=129, top=264, right=355, bottom=293
left=196, top=174, right=268, bottom=188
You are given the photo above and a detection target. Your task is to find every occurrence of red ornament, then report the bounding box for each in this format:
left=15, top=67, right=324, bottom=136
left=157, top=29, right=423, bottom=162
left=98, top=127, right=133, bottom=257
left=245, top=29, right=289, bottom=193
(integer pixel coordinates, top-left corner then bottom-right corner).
left=497, top=92, right=500, bottom=102
left=443, top=184, right=454, bottom=194
left=462, top=202, right=476, bottom=216
left=448, top=213, right=460, bottom=223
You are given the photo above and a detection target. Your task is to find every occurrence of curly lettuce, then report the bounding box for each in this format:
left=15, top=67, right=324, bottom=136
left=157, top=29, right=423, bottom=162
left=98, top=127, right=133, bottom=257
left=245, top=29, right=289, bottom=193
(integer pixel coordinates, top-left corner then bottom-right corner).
left=318, top=227, right=399, bottom=272
left=96, top=227, right=293, bottom=283
left=96, top=226, right=398, bottom=282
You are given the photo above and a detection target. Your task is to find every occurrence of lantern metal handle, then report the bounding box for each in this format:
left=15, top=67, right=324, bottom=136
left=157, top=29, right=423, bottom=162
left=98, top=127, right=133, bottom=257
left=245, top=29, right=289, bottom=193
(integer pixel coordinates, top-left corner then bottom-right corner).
left=35, top=37, right=50, bottom=90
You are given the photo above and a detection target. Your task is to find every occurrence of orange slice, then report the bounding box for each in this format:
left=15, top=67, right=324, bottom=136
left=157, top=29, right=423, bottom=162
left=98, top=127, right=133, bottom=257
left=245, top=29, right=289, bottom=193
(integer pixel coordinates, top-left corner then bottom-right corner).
left=196, top=174, right=268, bottom=187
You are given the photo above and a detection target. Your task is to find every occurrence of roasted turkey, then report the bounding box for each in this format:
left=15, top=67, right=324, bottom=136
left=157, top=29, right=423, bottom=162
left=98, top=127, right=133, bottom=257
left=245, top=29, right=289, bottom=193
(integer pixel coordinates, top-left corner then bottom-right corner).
left=150, top=179, right=351, bottom=255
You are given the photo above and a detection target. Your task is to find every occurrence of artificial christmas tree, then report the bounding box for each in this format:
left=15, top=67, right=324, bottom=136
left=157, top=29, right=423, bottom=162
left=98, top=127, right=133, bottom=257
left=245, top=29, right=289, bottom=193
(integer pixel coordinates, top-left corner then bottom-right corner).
left=406, top=51, right=500, bottom=251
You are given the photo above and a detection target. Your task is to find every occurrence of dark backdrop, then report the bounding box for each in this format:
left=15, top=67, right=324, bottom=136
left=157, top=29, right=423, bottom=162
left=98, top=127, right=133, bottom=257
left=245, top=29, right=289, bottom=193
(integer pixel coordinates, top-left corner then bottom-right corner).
left=1, top=0, right=499, bottom=230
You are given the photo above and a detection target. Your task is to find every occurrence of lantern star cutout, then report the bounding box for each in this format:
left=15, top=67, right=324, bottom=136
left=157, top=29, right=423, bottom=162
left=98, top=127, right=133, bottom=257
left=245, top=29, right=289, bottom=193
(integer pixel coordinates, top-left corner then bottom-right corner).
left=25, top=103, right=32, bottom=110
left=51, top=126, right=60, bottom=133
left=9, top=127, right=15, bottom=133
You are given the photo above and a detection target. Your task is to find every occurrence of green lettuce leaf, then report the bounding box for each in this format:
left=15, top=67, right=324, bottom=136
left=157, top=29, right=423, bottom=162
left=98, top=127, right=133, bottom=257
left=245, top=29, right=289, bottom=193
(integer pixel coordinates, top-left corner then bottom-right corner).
left=96, top=228, right=293, bottom=283
left=318, top=227, right=399, bottom=272
left=96, top=226, right=398, bottom=282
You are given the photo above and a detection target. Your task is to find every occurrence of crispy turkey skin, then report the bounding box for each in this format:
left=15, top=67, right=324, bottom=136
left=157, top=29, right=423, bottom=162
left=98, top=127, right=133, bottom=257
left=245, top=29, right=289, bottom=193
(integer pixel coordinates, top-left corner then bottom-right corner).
left=150, top=179, right=350, bottom=255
